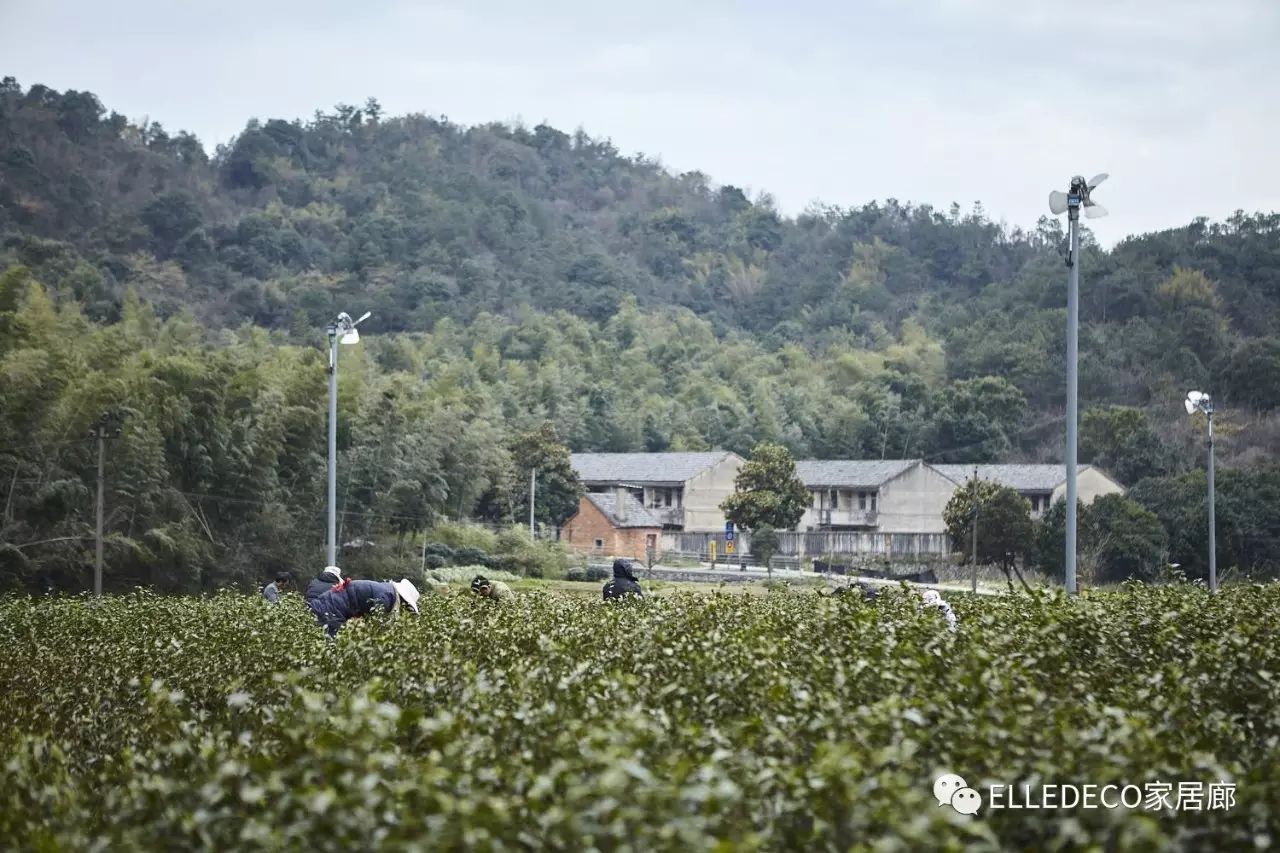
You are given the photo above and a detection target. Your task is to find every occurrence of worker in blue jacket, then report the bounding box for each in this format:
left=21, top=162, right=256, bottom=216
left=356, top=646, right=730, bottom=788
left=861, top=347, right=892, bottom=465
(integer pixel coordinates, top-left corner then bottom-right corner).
left=308, top=577, right=420, bottom=637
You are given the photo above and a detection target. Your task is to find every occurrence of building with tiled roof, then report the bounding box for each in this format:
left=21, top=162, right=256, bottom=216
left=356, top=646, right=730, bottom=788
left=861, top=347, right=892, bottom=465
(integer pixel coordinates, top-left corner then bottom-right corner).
left=569, top=451, right=744, bottom=531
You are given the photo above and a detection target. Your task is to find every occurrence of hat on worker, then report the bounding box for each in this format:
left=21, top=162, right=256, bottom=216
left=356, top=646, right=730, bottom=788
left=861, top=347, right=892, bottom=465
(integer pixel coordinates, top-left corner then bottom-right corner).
left=324, top=565, right=342, bottom=578
left=390, top=578, right=421, bottom=614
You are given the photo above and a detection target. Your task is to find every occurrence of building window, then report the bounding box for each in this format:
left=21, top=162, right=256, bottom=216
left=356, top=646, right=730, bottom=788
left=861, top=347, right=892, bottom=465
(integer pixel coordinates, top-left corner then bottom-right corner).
left=870, top=492, right=878, bottom=512
left=828, top=489, right=838, bottom=509
left=858, top=492, right=867, bottom=510
left=594, top=538, right=605, bottom=548
left=664, top=489, right=672, bottom=507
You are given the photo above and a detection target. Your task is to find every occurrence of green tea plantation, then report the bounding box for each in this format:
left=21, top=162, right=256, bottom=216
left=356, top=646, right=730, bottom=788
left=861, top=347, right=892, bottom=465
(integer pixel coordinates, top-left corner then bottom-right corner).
left=2, top=585, right=1278, bottom=851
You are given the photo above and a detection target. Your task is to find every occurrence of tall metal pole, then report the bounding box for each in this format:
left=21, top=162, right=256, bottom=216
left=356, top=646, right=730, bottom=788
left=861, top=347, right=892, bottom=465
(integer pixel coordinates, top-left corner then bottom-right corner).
left=1207, top=408, right=1217, bottom=591
left=529, top=469, right=536, bottom=538
left=94, top=427, right=105, bottom=597
left=1064, top=210, right=1080, bottom=594
left=327, top=327, right=339, bottom=567
left=970, top=466, right=979, bottom=594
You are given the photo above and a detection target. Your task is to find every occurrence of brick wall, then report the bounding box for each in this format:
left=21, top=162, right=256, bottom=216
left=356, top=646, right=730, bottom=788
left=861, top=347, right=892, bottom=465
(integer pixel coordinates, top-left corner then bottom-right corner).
left=562, top=499, right=662, bottom=559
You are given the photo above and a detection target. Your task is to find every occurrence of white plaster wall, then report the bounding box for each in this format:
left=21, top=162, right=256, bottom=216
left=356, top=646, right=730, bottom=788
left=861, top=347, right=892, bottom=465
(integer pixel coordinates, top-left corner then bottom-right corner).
left=682, top=453, right=744, bottom=531
left=1050, top=467, right=1125, bottom=505
left=877, top=463, right=957, bottom=533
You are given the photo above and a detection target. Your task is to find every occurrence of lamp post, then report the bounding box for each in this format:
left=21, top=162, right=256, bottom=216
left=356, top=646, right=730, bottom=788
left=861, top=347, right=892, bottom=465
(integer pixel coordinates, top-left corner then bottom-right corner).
left=1049, top=173, right=1109, bottom=593
left=1184, top=391, right=1217, bottom=591
left=326, top=310, right=370, bottom=567
left=529, top=468, right=537, bottom=538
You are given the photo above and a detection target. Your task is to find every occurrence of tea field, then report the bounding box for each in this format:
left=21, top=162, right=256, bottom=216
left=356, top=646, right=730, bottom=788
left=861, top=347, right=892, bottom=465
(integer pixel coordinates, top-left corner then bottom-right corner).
left=2, top=585, right=1278, bottom=851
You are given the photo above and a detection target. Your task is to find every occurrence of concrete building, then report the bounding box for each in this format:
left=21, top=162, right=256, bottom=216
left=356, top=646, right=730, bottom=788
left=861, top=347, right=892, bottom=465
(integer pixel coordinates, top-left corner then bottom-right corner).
left=794, top=460, right=956, bottom=533
left=932, top=464, right=1124, bottom=518
left=561, top=492, right=663, bottom=560
left=569, top=452, right=743, bottom=531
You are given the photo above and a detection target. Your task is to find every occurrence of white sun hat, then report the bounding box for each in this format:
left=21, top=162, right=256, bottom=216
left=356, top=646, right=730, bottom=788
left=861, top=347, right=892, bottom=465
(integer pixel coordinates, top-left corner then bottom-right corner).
left=325, top=565, right=342, bottom=578
left=390, top=579, right=421, bottom=614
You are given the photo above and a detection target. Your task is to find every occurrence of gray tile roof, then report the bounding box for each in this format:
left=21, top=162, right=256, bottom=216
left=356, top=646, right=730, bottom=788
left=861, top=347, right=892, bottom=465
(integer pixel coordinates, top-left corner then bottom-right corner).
left=583, top=492, right=665, bottom=528
left=794, top=459, right=920, bottom=488
left=932, top=464, right=1092, bottom=492
left=570, top=452, right=738, bottom=486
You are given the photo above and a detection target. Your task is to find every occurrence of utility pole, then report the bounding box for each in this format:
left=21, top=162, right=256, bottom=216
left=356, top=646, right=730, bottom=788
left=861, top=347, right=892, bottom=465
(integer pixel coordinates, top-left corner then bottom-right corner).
left=1207, top=403, right=1218, bottom=591
left=529, top=468, right=537, bottom=538
left=95, top=427, right=105, bottom=597
left=970, top=466, right=979, bottom=594
left=88, top=413, right=120, bottom=597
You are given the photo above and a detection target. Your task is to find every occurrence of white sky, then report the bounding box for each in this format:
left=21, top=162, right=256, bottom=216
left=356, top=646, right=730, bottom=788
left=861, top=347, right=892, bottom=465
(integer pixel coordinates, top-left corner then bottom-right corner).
left=2, top=0, right=1278, bottom=242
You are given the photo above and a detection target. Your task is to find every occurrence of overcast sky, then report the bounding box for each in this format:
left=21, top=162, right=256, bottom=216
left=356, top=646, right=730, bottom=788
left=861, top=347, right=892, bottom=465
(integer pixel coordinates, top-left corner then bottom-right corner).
left=3, top=0, right=1277, bottom=242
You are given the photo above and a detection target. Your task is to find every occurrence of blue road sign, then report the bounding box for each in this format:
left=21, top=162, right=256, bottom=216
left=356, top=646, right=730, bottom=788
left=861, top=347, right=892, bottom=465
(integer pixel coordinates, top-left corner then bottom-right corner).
left=725, top=521, right=735, bottom=541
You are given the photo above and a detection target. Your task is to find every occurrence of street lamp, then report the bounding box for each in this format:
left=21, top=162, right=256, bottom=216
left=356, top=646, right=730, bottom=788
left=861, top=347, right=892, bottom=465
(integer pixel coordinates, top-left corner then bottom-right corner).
left=1048, top=173, right=1109, bottom=594
left=326, top=310, right=370, bottom=566
left=1184, top=390, right=1217, bottom=591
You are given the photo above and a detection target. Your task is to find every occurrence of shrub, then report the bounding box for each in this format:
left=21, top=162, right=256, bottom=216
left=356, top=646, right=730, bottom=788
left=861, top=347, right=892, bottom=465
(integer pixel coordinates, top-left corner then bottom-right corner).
left=490, top=526, right=570, bottom=579
left=424, top=522, right=498, bottom=554
left=565, top=568, right=587, bottom=582
left=584, top=565, right=608, bottom=582
left=424, top=554, right=447, bottom=570
left=423, top=542, right=456, bottom=561
left=452, top=546, right=492, bottom=567
left=426, top=565, right=520, bottom=584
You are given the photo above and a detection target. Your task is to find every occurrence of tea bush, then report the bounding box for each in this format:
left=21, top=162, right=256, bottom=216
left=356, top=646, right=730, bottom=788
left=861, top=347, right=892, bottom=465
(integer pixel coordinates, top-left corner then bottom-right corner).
left=1, top=585, right=1277, bottom=850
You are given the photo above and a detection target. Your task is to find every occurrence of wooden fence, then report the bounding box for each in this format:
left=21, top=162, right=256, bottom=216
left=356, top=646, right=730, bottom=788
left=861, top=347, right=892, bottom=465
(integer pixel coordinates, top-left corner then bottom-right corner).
left=661, top=530, right=951, bottom=559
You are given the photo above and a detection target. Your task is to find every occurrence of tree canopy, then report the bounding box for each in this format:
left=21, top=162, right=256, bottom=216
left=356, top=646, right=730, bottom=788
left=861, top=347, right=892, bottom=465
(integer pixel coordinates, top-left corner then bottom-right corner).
left=721, top=444, right=809, bottom=532
left=2, top=77, right=1280, bottom=588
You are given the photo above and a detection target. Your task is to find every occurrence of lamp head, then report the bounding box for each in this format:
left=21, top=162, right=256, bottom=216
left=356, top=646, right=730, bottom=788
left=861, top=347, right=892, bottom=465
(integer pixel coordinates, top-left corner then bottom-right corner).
left=1185, top=391, right=1211, bottom=414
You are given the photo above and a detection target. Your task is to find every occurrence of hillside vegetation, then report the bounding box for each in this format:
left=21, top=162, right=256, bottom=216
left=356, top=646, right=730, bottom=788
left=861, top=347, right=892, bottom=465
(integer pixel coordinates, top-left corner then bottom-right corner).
left=2, top=77, right=1279, bottom=590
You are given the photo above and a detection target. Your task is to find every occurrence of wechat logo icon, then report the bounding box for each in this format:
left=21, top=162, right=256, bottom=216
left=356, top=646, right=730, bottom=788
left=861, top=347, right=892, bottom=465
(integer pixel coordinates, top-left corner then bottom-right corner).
left=934, top=773, right=982, bottom=815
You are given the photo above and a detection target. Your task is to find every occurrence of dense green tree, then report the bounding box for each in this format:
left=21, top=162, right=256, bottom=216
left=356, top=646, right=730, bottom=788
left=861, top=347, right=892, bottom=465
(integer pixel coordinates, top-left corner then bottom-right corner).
left=751, top=525, right=780, bottom=577
left=943, top=479, right=1034, bottom=590
left=1081, top=494, right=1168, bottom=584
left=721, top=443, right=809, bottom=532
left=1080, top=406, right=1173, bottom=486
left=1222, top=338, right=1280, bottom=411
left=1038, top=495, right=1172, bottom=585
left=1130, top=468, right=1280, bottom=582
left=504, top=423, right=583, bottom=528
left=930, top=377, right=1027, bottom=462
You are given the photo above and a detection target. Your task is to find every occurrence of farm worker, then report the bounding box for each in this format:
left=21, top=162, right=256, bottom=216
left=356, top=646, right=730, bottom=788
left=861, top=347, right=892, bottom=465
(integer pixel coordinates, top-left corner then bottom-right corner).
left=603, top=559, right=644, bottom=601
left=308, top=578, right=421, bottom=637
left=262, top=572, right=292, bottom=604
left=304, top=565, right=343, bottom=602
left=470, top=575, right=514, bottom=603
left=921, top=588, right=957, bottom=632
left=834, top=580, right=878, bottom=601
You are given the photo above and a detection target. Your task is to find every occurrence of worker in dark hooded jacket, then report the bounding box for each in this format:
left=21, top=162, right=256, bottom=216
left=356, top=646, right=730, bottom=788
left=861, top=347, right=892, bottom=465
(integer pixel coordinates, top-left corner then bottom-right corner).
left=307, top=577, right=420, bottom=637
left=304, top=565, right=343, bottom=602
left=603, top=559, right=644, bottom=601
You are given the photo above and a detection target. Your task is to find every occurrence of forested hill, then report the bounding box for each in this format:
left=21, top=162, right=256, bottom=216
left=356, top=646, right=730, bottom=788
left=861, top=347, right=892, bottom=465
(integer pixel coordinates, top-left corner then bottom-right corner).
left=3, top=77, right=1280, bottom=590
